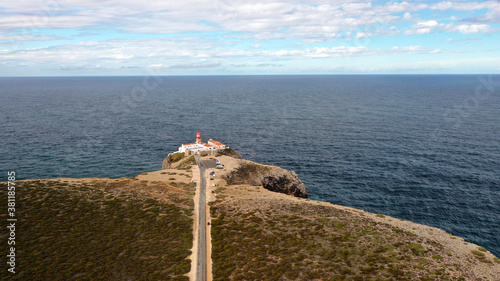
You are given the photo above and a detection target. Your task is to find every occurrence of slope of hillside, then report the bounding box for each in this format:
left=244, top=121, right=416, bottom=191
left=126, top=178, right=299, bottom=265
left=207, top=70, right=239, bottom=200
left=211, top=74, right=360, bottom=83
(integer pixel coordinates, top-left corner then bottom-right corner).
left=209, top=161, right=500, bottom=281
left=0, top=170, right=195, bottom=281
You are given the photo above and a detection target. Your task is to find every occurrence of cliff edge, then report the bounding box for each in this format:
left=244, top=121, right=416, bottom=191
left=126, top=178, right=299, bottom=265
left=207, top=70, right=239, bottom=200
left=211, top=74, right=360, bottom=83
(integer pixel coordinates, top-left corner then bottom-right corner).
left=162, top=148, right=242, bottom=170
left=163, top=147, right=307, bottom=198
left=223, top=159, right=307, bottom=198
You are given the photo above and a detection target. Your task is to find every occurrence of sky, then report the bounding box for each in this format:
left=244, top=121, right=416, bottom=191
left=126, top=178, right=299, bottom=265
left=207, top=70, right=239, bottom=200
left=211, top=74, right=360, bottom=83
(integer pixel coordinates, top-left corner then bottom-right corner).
left=1, top=0, right=499, bottom=76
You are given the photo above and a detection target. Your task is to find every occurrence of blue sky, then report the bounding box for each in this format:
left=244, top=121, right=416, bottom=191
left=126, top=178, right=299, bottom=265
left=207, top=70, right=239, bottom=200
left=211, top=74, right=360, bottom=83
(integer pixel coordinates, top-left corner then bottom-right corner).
left=1, top=0, right=499, bottom=76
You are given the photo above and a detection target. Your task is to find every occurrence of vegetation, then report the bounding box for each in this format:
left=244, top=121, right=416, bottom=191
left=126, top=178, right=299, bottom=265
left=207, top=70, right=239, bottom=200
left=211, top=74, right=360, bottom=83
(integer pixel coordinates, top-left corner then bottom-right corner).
left=176, top=155, right=196, bottom=170
left=0, top=179, right=193, bottom=281
left=210, top=187, right=496, bottom=280
left=224, top=161, right=272, bottom=186
left=215, top=148, right=242, bottom=159
left=168, top=152, right=186, bottom=163
left=471, top=250, right=485, bottom=257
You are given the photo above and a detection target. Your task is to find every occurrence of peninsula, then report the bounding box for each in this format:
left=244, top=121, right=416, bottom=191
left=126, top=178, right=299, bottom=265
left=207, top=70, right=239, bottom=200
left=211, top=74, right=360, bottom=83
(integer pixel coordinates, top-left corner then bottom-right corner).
left=1, top=134, right=499, bottom=280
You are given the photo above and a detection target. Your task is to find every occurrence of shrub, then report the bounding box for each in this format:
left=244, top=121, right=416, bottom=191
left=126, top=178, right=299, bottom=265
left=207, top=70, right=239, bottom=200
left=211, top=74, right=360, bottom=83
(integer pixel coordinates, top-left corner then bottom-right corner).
left=169, top=152, right=185, bottom=163
left=471, top=250, right=485, bottom=257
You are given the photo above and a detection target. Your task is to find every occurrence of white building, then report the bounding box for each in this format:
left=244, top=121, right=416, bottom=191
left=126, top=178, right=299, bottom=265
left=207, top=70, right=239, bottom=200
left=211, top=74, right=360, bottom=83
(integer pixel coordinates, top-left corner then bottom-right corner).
left=178, top=132, right=228, bottom=155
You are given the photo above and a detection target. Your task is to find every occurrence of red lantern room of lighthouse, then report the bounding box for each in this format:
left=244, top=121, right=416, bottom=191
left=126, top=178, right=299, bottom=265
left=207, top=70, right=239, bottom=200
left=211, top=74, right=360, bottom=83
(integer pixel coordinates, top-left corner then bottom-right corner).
left=196, top=132, right=201, bottom=143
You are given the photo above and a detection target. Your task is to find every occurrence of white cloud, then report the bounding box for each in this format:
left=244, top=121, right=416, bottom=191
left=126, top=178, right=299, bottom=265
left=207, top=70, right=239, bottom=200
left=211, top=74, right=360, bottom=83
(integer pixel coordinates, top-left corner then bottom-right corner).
left=385, top=1, right=428, bottom=13
left=406, top=20, right=440, bottom=35
left=430, top=1, right=500, bottom=11
left=406, top=20, right=495, bottom=35
left=419, top=20, right=439, bottom=28
left=0, top=0, right=436, bottom=40
left=148, top=62, right=221, bottom=70
left=0, top=37, right=220, bottom=66
left=0, top=34, right=63, bottom=42
left=266, top=44, right=441, bottom=59
left=0, top=0, right=499, bottom=74
left=446, top=24, right=495, bottom=34
left=391, top=45, right=440, bottom=54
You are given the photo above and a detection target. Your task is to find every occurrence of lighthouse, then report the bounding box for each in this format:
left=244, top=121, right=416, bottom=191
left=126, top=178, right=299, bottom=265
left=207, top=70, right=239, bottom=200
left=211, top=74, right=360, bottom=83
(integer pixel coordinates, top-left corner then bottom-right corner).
left=178, top=132, right=228, bottom=155
left=196, top=132, right=201, bottom=143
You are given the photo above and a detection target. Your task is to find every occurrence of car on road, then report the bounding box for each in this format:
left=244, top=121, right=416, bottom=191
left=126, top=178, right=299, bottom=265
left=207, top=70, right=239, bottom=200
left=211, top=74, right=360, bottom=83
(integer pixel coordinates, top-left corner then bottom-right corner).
left=210, top=171, right=215, bottom=175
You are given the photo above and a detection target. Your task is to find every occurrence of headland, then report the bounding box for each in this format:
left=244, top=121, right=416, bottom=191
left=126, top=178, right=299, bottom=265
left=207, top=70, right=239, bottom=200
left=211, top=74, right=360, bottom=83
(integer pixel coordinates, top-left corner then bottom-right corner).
left=1, top=134, right=499, bottom=280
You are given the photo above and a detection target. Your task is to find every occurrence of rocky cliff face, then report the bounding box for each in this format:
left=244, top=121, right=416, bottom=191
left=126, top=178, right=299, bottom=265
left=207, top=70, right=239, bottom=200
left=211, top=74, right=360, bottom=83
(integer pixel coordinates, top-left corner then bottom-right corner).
left=223, top=160, right=308, bottom=198
left=215, top=148, right=242, bottom=159
left=261, top=170, right=307, bottom=198
left=162, top=152, right=185, bottom=169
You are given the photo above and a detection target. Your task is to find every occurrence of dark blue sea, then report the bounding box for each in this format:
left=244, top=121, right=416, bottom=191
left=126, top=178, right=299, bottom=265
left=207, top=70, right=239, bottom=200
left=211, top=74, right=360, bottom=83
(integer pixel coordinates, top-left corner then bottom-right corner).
left=1, top=75, right=499, bottom=257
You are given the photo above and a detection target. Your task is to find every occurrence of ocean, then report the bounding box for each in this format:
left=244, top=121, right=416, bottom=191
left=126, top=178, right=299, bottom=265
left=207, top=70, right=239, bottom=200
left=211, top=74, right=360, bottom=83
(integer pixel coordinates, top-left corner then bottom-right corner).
left=1, top=75, right=499, bottom=257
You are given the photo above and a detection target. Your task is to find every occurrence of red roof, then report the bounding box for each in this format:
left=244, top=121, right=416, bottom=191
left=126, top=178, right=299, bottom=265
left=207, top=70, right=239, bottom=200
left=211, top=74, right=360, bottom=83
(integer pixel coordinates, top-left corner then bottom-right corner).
left=183, top=142, right=207, bottom=146
left=182, top=139, right=225, bottom=148
left=208, top=139, right=225, bottom=146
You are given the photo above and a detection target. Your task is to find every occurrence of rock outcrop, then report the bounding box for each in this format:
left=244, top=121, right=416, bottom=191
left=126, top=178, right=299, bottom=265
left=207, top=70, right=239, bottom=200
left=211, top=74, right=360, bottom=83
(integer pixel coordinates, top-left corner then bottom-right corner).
left=223, top=160, right=307, bottom=198
left=261, top=170, right=307, bottom=198
left=162, top=152, right=186, bottom=169
left=215, top=148, right=243, bottom=159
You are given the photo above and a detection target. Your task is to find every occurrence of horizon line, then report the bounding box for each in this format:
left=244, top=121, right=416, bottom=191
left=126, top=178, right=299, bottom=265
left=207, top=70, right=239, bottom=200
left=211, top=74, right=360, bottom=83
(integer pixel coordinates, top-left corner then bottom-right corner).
left=1, top=73, right=499, bottom=78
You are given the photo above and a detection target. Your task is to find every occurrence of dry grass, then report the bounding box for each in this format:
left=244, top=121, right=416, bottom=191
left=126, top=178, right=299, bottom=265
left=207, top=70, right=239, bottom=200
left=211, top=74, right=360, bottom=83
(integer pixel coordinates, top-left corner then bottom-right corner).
left=0, top=178, right=194, bottom=281
left=210, top=184, right=500, bottom=281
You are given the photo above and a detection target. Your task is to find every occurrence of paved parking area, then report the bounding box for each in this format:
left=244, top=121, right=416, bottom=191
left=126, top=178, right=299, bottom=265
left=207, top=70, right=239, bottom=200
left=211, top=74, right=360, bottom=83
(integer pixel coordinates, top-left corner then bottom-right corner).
left=201, top=159, right=217, bottom=169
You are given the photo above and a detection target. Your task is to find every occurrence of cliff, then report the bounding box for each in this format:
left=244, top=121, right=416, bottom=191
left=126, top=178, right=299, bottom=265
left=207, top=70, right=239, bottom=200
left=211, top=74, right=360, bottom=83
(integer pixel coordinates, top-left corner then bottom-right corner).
left=223, top=160, right=308, bottom=198
left=162, top=152, right=186, bottom=169
left=162, top=153, right=196, bottom=170
left=215, top=148, right=242, bottom=159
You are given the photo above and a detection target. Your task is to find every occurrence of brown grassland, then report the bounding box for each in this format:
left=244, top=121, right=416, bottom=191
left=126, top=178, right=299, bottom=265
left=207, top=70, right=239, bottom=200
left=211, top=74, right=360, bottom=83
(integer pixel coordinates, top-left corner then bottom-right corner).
left=210, top=184, right=500, bottom=281
left=0, top=172, right=195, bottom=281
